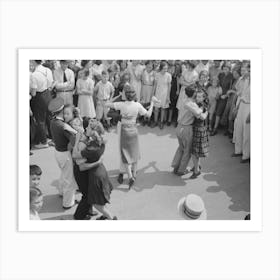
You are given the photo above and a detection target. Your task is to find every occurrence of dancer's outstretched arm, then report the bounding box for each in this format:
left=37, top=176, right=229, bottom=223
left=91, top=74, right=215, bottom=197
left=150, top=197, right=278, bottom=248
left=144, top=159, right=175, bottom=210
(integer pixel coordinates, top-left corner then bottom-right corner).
left=145, top=96, right=160, bottom=118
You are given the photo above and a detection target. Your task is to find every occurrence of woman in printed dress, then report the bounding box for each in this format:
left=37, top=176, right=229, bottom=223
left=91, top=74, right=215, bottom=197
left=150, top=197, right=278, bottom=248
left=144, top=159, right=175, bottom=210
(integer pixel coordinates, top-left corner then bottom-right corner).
left=76, top=69, right=96, bottom=118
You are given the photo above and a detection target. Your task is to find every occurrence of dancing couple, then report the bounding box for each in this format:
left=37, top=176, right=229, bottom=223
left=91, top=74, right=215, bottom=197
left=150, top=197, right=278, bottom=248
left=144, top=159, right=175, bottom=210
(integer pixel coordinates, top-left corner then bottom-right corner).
left=48, top=97, right=116, bottom=220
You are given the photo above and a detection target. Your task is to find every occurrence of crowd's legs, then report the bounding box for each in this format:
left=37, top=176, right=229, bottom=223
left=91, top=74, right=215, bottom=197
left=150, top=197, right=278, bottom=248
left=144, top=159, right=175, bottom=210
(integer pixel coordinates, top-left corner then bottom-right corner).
left=233, top=103, right=250, bottom=161
left=30, top=89, right=52, bottom=147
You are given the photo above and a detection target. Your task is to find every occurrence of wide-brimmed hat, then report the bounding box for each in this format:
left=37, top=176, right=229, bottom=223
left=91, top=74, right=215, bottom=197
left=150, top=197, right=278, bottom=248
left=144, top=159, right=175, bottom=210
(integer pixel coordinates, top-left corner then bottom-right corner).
left=48, top=97, right=64, bottom=114
left=178, top=194, right=207, bottom=220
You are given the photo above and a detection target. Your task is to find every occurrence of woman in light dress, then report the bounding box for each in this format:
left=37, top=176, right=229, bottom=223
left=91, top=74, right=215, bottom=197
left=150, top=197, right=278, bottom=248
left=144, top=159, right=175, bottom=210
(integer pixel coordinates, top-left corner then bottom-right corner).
left=140, top=60, right=155, bottom=105
left=76, top=69, right=96, bottom=118
left=152, top=61, right=172, bottom=129
left=127, top=60, right=143, bottom=101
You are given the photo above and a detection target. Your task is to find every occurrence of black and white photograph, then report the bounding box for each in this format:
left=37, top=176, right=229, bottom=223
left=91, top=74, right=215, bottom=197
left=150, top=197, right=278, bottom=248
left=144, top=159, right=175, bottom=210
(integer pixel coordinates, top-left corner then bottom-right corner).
left=22, top=50, right=257, bottom=228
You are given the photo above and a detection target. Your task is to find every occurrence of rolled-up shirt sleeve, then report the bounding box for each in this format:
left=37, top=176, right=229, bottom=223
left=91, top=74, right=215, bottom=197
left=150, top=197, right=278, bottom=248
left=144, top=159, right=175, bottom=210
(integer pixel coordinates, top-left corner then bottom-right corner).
left=185, top=102, right=203, bottom=118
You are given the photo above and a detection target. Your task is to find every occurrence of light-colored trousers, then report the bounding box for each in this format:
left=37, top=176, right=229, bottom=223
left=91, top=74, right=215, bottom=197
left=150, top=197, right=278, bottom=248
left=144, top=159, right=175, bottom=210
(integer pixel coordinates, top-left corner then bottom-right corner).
left=56, top=91, right=73, bottom=105
left=171, top=124, right=193, bottom=173
left=117, top=121, right=126, bottom=173
left=54, top=150, right=77, bottom=207
left=233, top=102, right=250, bottom=160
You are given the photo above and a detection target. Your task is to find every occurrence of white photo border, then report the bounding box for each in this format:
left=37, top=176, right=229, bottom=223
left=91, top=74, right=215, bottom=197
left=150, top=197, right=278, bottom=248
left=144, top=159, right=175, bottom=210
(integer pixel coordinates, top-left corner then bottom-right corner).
left=19, top=48, right=261, bottom=232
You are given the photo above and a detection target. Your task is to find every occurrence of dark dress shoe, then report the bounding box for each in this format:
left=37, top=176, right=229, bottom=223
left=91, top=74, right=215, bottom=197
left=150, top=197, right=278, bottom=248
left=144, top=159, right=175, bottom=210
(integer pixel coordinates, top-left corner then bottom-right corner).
left=159, top=122, right=164, bottom=129
left=173, top=167, right=178, bottom=174
left=231, top=153, right=242, bottom=157
left=210, top=130, right=217, bottom=136
left=74, top=214, right=92, bottom=220
left=240, top=158, right=250, bottom=163
left=190, top=165, right=202, bottom=172
left=96, top=215, right=108, bottom=220
left=167, top=121, right=171, bottom=126
left=128, top=177, right=135, bottom=189
left=117, top=173, right=124, bottom=184
left=190, top=171, right=201, bottom=179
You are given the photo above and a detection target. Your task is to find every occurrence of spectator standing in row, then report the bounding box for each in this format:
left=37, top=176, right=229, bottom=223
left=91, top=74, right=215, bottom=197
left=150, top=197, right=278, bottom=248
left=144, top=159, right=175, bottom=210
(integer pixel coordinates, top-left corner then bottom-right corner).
left=53, top=60, right=75, bottom=105
left=30, top=60, right=54, bottom=149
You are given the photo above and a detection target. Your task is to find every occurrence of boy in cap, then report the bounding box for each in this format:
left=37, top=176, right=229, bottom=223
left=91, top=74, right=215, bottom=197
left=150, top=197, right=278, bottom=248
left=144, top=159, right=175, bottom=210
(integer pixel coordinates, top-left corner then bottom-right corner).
left=48, top=97, right=77, bottom=209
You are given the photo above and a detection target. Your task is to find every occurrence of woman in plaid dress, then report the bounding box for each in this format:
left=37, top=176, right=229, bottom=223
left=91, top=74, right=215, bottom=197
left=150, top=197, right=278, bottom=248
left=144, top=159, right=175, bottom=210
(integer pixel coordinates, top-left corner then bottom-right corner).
left=191, top=90, right=209, bottom=179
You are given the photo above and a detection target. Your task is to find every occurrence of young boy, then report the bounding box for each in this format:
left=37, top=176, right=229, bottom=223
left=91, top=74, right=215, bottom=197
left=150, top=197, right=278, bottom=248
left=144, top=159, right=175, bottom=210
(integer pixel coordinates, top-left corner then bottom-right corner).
left=94, top=70, right=115, bottom=130
left=30, top=187, right=43, bottom=220
left=30, top=164, right=42, bottom=188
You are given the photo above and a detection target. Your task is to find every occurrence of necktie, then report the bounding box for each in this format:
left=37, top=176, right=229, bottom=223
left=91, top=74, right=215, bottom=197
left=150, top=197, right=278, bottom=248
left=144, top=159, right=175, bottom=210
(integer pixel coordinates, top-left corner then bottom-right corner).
left=63, top=71, right=67, bottom=82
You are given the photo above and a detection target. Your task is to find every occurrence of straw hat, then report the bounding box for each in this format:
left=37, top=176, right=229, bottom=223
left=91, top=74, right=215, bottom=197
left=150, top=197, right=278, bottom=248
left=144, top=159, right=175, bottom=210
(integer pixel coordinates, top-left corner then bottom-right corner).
left=178, top=194, right=207, bottom=220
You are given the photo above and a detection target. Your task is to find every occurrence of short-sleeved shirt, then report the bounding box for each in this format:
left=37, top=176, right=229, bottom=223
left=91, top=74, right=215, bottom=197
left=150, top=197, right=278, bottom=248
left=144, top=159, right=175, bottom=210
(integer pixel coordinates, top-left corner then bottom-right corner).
left=113, top=101, right=147, bottom=124
left=177, top=98, right=203, bottom=126
left=50, top=118, right=74, bottom=152
left=195, top=62, right=209, bottom=74
left=30, top=64, right=53, bottom=92
left=53, top=67, right=75, bottom=91
left=95, top=81, right=114, bottom=100
left=76, top=78, right=95, bottom=94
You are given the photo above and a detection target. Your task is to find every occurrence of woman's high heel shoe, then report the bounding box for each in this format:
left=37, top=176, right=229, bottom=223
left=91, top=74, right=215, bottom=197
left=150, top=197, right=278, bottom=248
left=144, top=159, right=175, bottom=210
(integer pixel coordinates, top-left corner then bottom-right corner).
left=128, top=177, right=135, bottom=189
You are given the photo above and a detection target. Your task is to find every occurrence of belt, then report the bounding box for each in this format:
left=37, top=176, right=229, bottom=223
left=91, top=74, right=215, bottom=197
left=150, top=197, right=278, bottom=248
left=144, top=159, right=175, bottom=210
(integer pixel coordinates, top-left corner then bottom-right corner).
left=98, top=98, right=109, bottom=101
left=121, top=122, right=136, bottom=127
left=37, top=89, right=48, bottom=93
left=56, top=89, right=73, bottom=93
left=178, top=123, right=192, bottom=127
left=143, top=84, right=153, bottom=87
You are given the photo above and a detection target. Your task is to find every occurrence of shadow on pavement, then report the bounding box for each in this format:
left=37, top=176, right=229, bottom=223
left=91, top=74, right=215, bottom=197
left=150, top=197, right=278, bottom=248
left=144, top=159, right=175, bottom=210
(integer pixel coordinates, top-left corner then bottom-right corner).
left=131, top=161, right=186, bottom=191
left=43, top=214, right=74, bottom=220
left=40, top=194, right=64, bottom=214
left=203, top=169, right=250, bottom=213
left=138, top=125, right=177, bottom=139
left=50, top=179, right=60, bottom=188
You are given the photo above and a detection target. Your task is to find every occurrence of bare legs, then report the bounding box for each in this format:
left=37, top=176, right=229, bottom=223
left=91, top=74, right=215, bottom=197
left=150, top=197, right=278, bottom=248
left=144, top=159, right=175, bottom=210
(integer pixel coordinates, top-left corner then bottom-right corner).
left=126, top=164, right=133, bottom=179
left=125, top=162, right=138, bottom=189
left=191, top=155, right=200, bottom=174
left=168, top=109, right=173, bottom=125
left=211, top=115, right=220, bottom=135
left=153, top=108, right=166, bottom=129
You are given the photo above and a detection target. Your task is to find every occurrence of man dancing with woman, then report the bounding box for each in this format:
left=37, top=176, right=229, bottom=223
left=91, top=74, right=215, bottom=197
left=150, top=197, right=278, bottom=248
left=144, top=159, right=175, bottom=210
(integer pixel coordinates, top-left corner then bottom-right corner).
left=72, top=118, right=117, bottom=220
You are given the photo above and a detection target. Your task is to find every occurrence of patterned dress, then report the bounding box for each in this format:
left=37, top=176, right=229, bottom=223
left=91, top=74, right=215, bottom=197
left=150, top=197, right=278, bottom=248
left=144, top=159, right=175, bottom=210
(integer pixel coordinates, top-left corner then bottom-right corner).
left=154, top=72, right=172, bottom=109
left=191, top=103, right=209, bottom=158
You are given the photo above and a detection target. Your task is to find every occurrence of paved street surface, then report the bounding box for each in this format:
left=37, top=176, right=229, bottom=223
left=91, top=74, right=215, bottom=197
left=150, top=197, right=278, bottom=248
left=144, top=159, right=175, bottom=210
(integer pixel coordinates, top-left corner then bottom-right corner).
left=30, top=125, right=250, bottom=220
